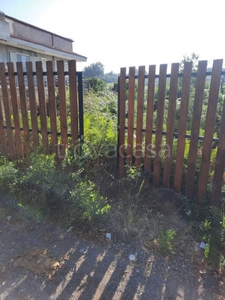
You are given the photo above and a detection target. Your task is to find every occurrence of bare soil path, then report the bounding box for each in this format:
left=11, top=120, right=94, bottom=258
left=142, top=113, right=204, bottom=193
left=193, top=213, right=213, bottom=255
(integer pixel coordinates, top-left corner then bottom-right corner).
left=0, top=196, right=224, bottom=300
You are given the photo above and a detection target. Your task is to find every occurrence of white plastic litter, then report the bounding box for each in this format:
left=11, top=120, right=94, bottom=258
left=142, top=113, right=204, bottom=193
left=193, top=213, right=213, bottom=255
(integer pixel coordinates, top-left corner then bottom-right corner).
left=200, top=242, right=206, bottom=249
left=6, top=216, right=12, bottom=221
left=129, top=254, right=136, bottom=261
left=67, top=226, right=73, bottom=232
left=106, top=233, right=111, bottom=240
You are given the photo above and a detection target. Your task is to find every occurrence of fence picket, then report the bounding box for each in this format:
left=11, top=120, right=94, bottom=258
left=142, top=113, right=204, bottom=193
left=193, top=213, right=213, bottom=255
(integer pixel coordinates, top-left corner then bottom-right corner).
left=174, top=61, right=192, bottom=191
left=211, top=96, right=225, bottom=207
left=0, top=93, right=7, bottom=156
left=7, top=62, right=23, bottom=159
left=36, top=61, right=49, bottom=153
left=144, top=65, right=156, bottom=173
left=127, top=67, right=135, bottom=165
left=57, top=61, right=68, bottom=158
left=153, top=64, right=167, bottom=186
left=68, top=60, right=79, bottom=147
left=163, top=63, right=179, bottom=187
left=26, top=62, right=39, bottom=148
left=17, top=62, right=30, bottom=156
left=135, top=66, right=145, bottom=168
left=46, top=61, right=58, bottom=155
left=197, top=59, right=223, bottom=202
left=185, top=60, right=207, bottom=197
left=118, top=68, right=126, bottom=174
left=0, top=63, right=15, bottom=160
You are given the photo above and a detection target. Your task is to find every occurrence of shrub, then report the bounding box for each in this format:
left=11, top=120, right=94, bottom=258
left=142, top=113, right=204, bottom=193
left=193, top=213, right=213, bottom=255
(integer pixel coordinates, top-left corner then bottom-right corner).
left=0, top=153, right=110, bottom=230
left=88, top=77, right=106, bottom=93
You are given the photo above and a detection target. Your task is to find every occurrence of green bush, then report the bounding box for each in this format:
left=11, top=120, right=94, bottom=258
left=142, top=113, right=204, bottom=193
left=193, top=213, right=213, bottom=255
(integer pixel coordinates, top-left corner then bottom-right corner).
left=0, top=153, right=110, bottom=229
left=88, top=77, right=106, bottom=93
left=159, top=229, right=176, bottom=255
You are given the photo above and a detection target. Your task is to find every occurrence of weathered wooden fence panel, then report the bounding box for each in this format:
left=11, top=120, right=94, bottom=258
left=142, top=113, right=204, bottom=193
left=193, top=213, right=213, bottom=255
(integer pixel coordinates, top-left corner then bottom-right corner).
left=174, top=61, right=192, bottom=191
left=163, top=63, right=179, bottom=187
left=197, top=59, right=223, bottom=203
left=135, top=66, right=145, bottom=168
left=118, top=59, right=225, bottom=206
left=0, top=60, right=82, bottom=160
left=127, top=66, right=135, bottom=166
left=144, top=65, right=156, bottom=173
left=153, top=64, right=167, bottom=186
left=185, top=60, right=207, bottom=198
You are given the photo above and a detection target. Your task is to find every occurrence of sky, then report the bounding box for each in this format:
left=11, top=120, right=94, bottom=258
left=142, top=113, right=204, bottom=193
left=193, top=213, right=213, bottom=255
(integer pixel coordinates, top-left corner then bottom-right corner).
left=1, top=0, right=225, bottom=73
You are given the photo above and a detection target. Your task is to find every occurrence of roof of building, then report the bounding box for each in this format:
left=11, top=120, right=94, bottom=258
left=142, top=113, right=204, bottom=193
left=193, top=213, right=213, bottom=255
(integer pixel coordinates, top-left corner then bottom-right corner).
left=5, top=15, right=74, bottom=43
left=0, top=13, right=87, bottom=62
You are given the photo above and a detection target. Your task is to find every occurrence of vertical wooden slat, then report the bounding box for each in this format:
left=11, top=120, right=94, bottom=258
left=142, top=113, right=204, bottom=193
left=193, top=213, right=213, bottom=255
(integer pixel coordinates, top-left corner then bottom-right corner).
left=174, top=61, right=193, bottom=191
left=144, top=65, right=156, bottom=172
left=0, top=63, right=15, bottom=160
left=163, top=63, right=179, bottom=187
left=57, top=60, right=68, bottom=158
left=68, top=60, right=79, bottom=147
left=185, top=60, right=207, bottom=197
left=211, top=97, right=225, bottom=207
left=197, top=59, right=223, bottom=202
left=127, top=67, right=135, bottom=165
left=46, top=61, right=58, bottom=155
left=7, top=62, right=23, bottom=159
left=0, top=93, right=7, bottom=156
left=135, top=66, right=145, bottom=167
left=153, top=64, right=167, bottom=186
left=17, top=62, right=30, bottom=156
left=118, top=68, right=126, bottom=174
left=36, top=61, right=49, bottom=153
left=26, top=62, right=39, bottom=148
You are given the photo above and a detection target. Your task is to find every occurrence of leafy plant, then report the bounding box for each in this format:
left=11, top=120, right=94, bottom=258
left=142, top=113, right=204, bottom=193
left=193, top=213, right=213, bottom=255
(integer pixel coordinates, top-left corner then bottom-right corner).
left=159, top=229, right=176, bottom=255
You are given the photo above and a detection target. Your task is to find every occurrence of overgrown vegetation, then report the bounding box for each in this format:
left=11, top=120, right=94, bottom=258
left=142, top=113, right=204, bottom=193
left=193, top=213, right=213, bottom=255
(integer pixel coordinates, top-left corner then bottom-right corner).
left=1, top=55, right=225, bottom=272
left=0, top=153, right=110, bottom=231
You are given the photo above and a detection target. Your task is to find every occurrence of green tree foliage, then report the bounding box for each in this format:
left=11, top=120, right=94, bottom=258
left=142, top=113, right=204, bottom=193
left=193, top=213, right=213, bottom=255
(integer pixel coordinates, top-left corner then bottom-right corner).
left=88, top=77, right=106, bottom=93
left=83, top=62, right=104, bottom=78
left=179, top=52, right=199, bottom=73
left=101, top=71, right=118, bottom=83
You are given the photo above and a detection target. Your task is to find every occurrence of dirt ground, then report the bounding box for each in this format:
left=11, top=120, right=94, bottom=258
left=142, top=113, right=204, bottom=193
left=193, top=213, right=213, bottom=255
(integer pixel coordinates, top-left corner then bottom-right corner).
left=0, top=195, right=225, bottom=300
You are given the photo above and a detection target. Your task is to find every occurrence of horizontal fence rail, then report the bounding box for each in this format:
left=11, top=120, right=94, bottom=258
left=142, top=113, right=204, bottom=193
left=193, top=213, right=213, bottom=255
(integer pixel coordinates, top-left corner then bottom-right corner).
left=0, top=60, right=83, bottom=160
left=118, top=59, right=225, bottom=207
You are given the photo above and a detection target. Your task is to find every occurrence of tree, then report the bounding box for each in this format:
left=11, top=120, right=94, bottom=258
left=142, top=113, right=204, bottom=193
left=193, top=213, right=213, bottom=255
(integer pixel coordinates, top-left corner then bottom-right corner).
left=83, top=62, right=104, bottom=78
left=179, top=53, right=199, bottom=73
left=88, top=77, right=106, bottom=93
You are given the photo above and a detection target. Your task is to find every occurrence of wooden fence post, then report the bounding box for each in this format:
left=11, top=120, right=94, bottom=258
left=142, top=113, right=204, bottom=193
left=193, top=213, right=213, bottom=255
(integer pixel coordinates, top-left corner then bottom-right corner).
left=174, top=61, right=192, bottom=192
left=163, top=63, right=179, bottom=187
left=185, top=60, right=207, bottom=197
left=7, top=62, right=23, bottom=159
left=46, top=61, right=58, bottom=155
left=26, top=61, right=39, bottom=149
left=127, top=67, right=135, bottom=165
left=57, top=60, right=68, bottom=159
left=144, top=65, right=156, bottom=173
left=197, top=59, right=223, bottom=203
left=118, top=68, right=126, bottom=174
left=153, top=64, right=167, bottom=187
left=0, top=63, right=15, bottom=160
left=135, top=66, right=145, bottom=168
left=211, top=95, right=225, bottom=207
left=17, top=62, right=30, bottom=157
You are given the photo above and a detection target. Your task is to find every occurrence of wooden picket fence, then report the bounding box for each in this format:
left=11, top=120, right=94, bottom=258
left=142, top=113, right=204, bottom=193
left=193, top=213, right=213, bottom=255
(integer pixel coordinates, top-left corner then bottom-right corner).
left=0, top=60, right=83, bottom=161
left=118, top=59, right=225, bottom=207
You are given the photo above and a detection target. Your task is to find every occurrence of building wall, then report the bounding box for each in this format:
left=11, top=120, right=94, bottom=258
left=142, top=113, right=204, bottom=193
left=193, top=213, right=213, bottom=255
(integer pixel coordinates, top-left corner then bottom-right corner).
left=6, top=17, right=72, bottom=53
left=0, top=44, right=8, bottom=63
left=0, top=43, right=68, bottom=72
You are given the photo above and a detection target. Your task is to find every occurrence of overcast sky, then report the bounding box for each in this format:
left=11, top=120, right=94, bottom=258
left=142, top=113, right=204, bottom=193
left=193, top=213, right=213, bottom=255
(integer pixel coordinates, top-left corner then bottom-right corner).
left=1, top=0, right=225, bottom=73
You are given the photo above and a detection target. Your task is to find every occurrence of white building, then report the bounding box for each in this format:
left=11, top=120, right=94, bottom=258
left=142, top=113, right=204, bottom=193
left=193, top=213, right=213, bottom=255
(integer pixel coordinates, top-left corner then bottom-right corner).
left=0, top=12, right=87, bottom=72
